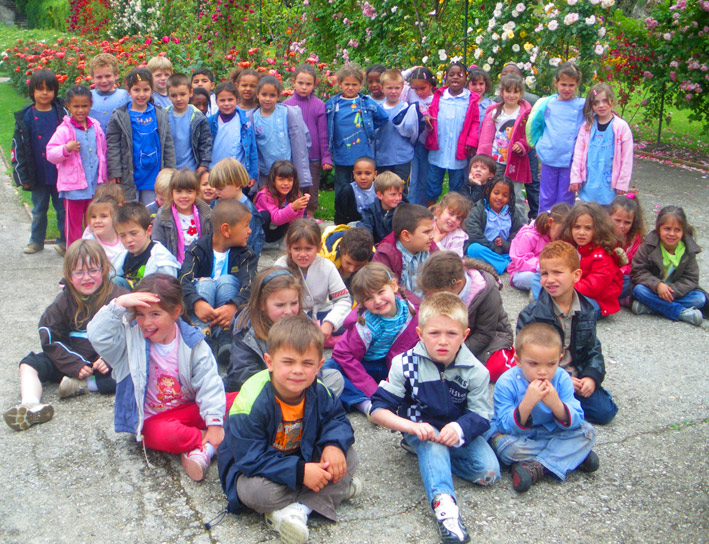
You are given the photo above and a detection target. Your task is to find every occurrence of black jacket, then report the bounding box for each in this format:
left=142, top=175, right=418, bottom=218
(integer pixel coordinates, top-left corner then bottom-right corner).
left=334, top=183, right=363, bottom=225
left=358, top=199, right=395, bottom=245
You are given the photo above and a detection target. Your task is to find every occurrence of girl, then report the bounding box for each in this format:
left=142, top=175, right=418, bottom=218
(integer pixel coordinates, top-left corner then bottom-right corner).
left=431, top=191, right=472, bottom=257
left=631, top=206, right=706, bottom=326
left=404, top=66, right=436, bottom=206
left=232, top=68, right=260, bottom=113
left=561, top=202, right=623, bottom=318
left=324, top=63, right=389, bottom=194
left=3, top=240, right=125, bottom=432
left=198, top=169, right=217, bottom=204
left=526, top=62, right=585, bottom=212
left=151, top=169, right=212, bottom=264
left=508, top=202, right=570, bottom=297
left=87, top=274, right=236, bottom=482
left=82, top=195, right=125, bottom=267
left=464, top=177, right=525, bottom=275
left=274, top=218, right=352, bottom=342
left=190, top=87, right=211, bottom=117
left=608, top=194, right=646, bottom=302
left=570, top=83, right=634, bottom=206
left=424, top=61, right=480, bottom=203
left=254, top=160, right=309, bottom=243
left=478, top=74, right=532, bottom=220
left=418, top=251, right=514, bottom=383
left=326, top=262, right=419, bottom=413
left=468, top=66, right=494, bottom=133
left=106, top=68, right=176, bottom=204
left=47, top=85, right=107, bottom=247
left=366, top=64, right=387, bottom=103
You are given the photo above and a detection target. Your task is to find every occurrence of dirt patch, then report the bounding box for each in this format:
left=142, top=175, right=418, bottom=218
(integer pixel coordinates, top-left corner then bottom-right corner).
left=636, top=141, right=709, bottom=170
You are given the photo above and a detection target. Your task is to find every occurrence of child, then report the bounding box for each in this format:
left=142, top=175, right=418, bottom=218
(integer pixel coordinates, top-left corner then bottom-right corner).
left=166, top=73, right=213, bottom=173
left=274, top=219, right=352, bottom=342
left=358, top=171, right=404, bottom=244
left=191, top=68, right=218, bottom=116
left=152, top=169, right=213, bottom=264
left=631, top=206, right=707, bottom=326
left=199, top=169, right=216, bottom=204
left=370, top=292, right=500, bottom=544
left=488, top=322, right=598, bottom=493
left=478, top=74, right=532, bottom=219
left=88, top=53, right=130, bottom=133
left=283, top=64, right=333, bottom=216
left=88, top=273, right=236, bottom=481
left=366, top=64, right=386, bottom=103
left=12, top=69, right=67, bottom=255
left=431, top=192, right=472, bottom=258
left=233, top=68, right=260, bottom=113
left=3, top=240, right=126, bottom=431
left=218, top=316, right=358, bottom=544
left=517, top=241, right=618, bottom=424
left=92, top=180, right=126, bottom=206
left=320, top=225, right=374, bottom=290
left=334, top=156, right=377, bottom=225
left=608, top=194, right=645, bottom=302
left=83, top=195, right=125, bottom=267
left=47, top=85, right=107, bottom=247
left=406, top=66, right=436, bottom=206
left=570, top=83, right=634, bottom=206
left=254, top=160, right=309, bottom=243
left=418, top=251, right=515, bottom=383
left=191, top=87, right=211, bottom=117
left=107, top=68, right=177, bottom=204
left=425, top=62, right=480, bottom=203
left=325, top=63, right=388, bottom=194
left=146, top=168, right=175, bottom=218
left=113, top=202, right=180, bottom=289
left=561, top=202, right=623, bottom=318
left=464, top=177, right=525, bottom=275
left=526, top=62, right=585, bottom=212
left=468, top=66, right=494, bottom=133
left=147, top=56, right=173, bottom=109
left=464, top=153, right=496, bottom=203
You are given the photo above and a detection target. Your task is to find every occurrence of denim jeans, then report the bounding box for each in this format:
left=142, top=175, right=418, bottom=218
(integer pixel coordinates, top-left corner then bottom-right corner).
left=427, top=164, right=465, bottom=202
left=404, top=432, right=500, bottom=503
left=334, top=164, right=354, bottom=196
left=511, top=271, right=542, bottom=300
left=577, top=387, right=618, bottom=425
left=408, top=142, right=429, bottom=205
left=190, top=275, right=240, bottom=332
left=585, top=297, right=604, bottom=320
left=322, top=357, right=388, bottom=410
left=632, top=284, right=707, bottom=321
left=30, top=184, right=66, bottom=246
left=621, top=275, right=631, bottom=299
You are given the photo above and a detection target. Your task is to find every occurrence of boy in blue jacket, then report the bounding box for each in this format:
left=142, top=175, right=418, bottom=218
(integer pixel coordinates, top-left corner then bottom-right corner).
left=218, top=316, right=359, bottom=544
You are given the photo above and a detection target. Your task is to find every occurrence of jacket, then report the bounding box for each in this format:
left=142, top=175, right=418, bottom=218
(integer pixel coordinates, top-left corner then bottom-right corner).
left=334, top=183, right=365, bottom=225
left=576, top=243, right=623, bottom=316
left=87, top=300, right=226, bottom=439
left=254, top=189, right=305, bottom=226
left=151, top=199, right=213, bottom=262
left=507, top=222, right=550, bottom=280
left=283, top=92, right=332, bottom=164
left=525, top=95, right=553, bottom=148
left=165, top=104, right=213, bottom=169
left=618, top=233, right=642, bottom=277
left=424, top=87, right=480, bottom=160
left=46, top=116, right=108, bottom=192
left=463, top=199, right=525, bottom=255
left=106, top=104, right=176, bottom=202
left=516, top=288, right=606, bottom=386
left=477, top=100, right=532, bottom=184
left=325, top=93, right=389, bottom=158
left=223, top=311, right=269, bottom=393
left=113, top=241, right=181, bottom=281
left=358, top=199, right=396, bottom=245
left=570, top=114, right=634, bottom=192
left=208, top=108, right=259, bottom=180
left=217, top=369, right=354, bottom=514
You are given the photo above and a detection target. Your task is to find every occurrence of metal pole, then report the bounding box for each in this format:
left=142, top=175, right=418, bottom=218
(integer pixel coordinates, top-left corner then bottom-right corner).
left=463, top=0, right=469, bottom=67
left=657, top=82, right=665, bottom=144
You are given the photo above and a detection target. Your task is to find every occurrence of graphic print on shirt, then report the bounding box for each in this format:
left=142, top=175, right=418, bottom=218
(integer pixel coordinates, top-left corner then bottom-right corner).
left=492, top=121, right=514, bottom=164
left=150, top=374, right=184, bottom=411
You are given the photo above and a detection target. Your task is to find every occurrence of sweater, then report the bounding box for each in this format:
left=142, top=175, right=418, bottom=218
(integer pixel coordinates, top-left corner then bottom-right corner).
left=253, top=189, right=305, bottom=226
left=283, top=92, right=332, bottom=164
left=165, top=104, right=213, bottom=170
left=151, top=199, right=213, bottom=263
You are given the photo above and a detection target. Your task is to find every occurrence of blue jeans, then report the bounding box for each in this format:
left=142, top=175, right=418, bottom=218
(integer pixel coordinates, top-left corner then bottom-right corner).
left=404, top=432, right=500, bottom=503
left=30, top=184, right=66, bottom=246
left=334, top=164, right=354, bottom=196
left=466, top=243, right=511, bottom=275
left=322, top=357, right=388, bottom=410
left=408, top=142, right=429, bottom=205
left=112, top=276, right=132, bottom=291
left=426, top=164, right=465, bottom=202
left=511, top=271, right=542, bottom=300
left=585, top=297, right=604, bottom=320
left=577, top=387, right=618, bottom=425
left=621, top=275, right=631, bottom=299
left=632, top=284, right=707, bottom=321
left=190, top=275, right=240, bottom=332
left=526, top=149, right=540, bottom=219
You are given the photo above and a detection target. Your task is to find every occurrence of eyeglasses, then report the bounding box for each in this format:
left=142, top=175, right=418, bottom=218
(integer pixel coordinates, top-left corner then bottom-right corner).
left=71, top=268, right=102, bottom=279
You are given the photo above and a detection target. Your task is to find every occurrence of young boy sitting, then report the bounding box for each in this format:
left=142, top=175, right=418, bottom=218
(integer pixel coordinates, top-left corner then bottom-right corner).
left=320, top=225, right=374, bottom=290
left=218, top=315, right=359, bottom=544
left=464, top=154, right=496, bottom=203
left=334, top=156, right=377, bottom=226
left=372, top=203, right=438, bottom=304
left=358, top=171, right=404, bottom=244
left=516, top=240, right=618, bottom=425
left=113, top=202, right=180, bottom=289
left=488, top=321, right=599, bottom=494
left=88, top=53, right=130, bottom=133
left=147, top=56, right=173, bottom=109
left=370, top=292, right=499, bottom=544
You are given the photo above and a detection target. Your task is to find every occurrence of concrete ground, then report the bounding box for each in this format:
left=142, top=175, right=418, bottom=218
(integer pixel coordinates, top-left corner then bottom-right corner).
left=1, top=159, right=707, bottom=544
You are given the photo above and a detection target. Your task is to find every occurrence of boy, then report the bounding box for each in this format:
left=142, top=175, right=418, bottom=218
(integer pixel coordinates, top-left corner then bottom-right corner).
left=464, top=154, right=496, bottom=203
left=147, top=56, right=173, bottom=108
left=516, top=240, right=618, bottom=424
left=146, top=168, right=175, bottom=219
left=372, top=203, right=438, bottom=304
left=488, top=321, right=599, bottom=493
left=334, top=156, right=377, bottom=226
left=88, top=53, right=130, bottom=133
left=358, top=171, right=404, bottom=244
left=191, top=68, right=218, bottom=116
left=12, top=70, right=67, bottom=255
left=371, top=293, right=499, bottom=544
left=218, top=316, right=359, bottom=544
left=320, top=225, right=374, bottom=290
left=165, top=73, right=213, bottom=172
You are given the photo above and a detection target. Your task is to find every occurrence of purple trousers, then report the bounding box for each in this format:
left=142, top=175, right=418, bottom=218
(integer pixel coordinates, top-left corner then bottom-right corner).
left=538, top=164, right=575, bottom=215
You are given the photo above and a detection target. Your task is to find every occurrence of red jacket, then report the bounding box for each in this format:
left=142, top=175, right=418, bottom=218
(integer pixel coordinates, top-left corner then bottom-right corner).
left=425, top=87, right=480, bottom=161
left=576, top=243, right=623, bottom=316
left=477, top=100, right=532, bottom=184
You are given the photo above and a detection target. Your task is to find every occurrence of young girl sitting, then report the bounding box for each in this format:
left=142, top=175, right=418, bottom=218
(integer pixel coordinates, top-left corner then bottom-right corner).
left=4, top=240, right=125, bottom=431
left=151, top=169, right=212, bottom=264
left=561, top=201, right=623, bottom=318
left=87, top=274, right=236, bottom=482
left=83, top=195, right=125, bottom=267
left=254, top=160, right=309, bottom=244
left=431, top=191, right=472, bottom=258
left=608, top=194, right=645, bottom=303
left=631, top=206, right=706, bottom=326
left=570, top=83, right=634, bottom=206
left=418, top=251, right=515, bottom=383
left=464, top=177, right=525, bottom=275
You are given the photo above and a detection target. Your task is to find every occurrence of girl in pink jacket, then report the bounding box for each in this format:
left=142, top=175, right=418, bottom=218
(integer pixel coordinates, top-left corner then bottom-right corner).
left=570, top=83, right=634, bottom=206
left=47, top=86, right=107, bottom=247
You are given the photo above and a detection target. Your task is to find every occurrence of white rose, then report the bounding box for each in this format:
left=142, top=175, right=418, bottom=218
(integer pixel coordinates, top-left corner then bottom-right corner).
left=567, top=0, right=578, bottom=5
left=548, top=19, right=559, bottom=30
left=601, top=0, right=614, bottom=7
left=512, top=9, right=520, bottom=17
left=483, top=63, right=492, bottom=71
left=438, top=49, right=448, bottom=61
left=525, top=75, right=536, bottom=88
left=496, top=2, right=503, bottom=9
left=475, top=35, right=483, bottom=45
left=564, top=12, right=579, bottom=25
left=422, top=56, right=429, bottom=63
left=493, top=45, right=500, bottom=53
left=585, top=15, right=596, bottom=25
left=512, top=44, right=521, bottom=52
left=598, top=26, right=606, bottom=37
left=488, top=57, right=495, bottom=64
left=492, top=32, right=500, bottom=41
left=494, top=9, right=502, bottom=17
left=594, top=44, right=605, bottom=55
left=549, top=57, right=562, bottom=66
left=474, top=48, right=483, bottom=59
left=516, top=3, right=526, bottom=11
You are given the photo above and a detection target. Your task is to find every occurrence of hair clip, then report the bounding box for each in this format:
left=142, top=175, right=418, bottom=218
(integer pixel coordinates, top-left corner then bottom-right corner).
left=136, top=74, right=142, bottom=81
left=625, top=192, right=635, bottom=200
left=592, top=89, right=597, bottom=96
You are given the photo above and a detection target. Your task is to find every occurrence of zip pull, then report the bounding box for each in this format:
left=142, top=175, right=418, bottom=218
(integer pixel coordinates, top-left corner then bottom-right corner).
left=205, top=507, right=228, bottom=530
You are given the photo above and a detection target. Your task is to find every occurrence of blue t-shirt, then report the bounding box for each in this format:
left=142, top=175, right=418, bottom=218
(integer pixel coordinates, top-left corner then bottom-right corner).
left=253, top=105, right=291, bottom=176
left=169, top=107, right=197, bottom=170
left=332, top=96, right=372, bottom=166
left=129, top=102, right=161, bottom=191
left=60, top=122, right=99, bottom=200
left=25, top=107, right=60, bottom=186
left=152, top=93, right=172, bottom=109
left=484, top=203, right=512, bottom=242
left=90, top=88, right=130, bottom=133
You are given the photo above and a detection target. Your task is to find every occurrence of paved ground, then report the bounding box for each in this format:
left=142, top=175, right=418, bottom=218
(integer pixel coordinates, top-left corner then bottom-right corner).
left=1, top=159, right=708, bottom=544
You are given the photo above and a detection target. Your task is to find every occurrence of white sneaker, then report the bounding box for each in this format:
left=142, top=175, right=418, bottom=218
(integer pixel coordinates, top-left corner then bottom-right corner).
left=58, top=377, right=88, bottom=399
left=180, top=447, right=211, bottom=481
left=344, top=476, right=363, bottom=501
left=265, top=503, right=309, bottom=544
left=679, top=307, right=703, bottom=326
left=3, top=403, right=54, bottom=431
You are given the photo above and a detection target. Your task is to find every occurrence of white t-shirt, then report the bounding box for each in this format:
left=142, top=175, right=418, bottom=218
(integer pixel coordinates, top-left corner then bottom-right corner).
left=491, top=107, right=520, bottom=165
left=178, top=212, right=198, bottom=248
left=212, top=249, right=228, bottom=279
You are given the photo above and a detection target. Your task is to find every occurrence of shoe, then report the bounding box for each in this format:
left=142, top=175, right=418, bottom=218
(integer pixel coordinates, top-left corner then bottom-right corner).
left=432, top=494, right=469, bottom=544
left=4, top=403, right=54, bottom=431
left=511, top=460, right=545, bottom=493
left=618, top=296, right=631, bottom=308
left=23, top=242, right=43, bottom=254
left=54, top=244, right=66, bottom=257
left=216, top=332, right=232, bottom=367
left=265, top=503, right=309, bottom=544
left=180, top=447, right=211, bottom=481
left=578, top=450, right=600, bottom=473
left=631, top=300, right=654, bottom=316
left=344, top=476, right=363, bottom=501
left=679, top=308, right=703, bottom=326
left=58, top=377, right=88, bottom=399
left=400, top=437, right=416, bottom=455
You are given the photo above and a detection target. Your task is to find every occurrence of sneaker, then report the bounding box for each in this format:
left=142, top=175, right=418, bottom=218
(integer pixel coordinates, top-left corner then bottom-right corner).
left=265, top=503, right=309, bottom=544
left=631, top=300, right=654, bottom=316
left=344, top=476, right=363, bottom=502
left=578, top=450, right=600, bottom=473
left=4, top=403, right=54, bottom=431
left=23, top=242, right=43, bottom=254
left=511, top=460, right=546, bottom=493
left=400, top=437, right=416, bottom=455
left=54, top=244, right=66, bottom=257
left=432, top=494, right=469, bottom=544
left=57, top=377, right=88, bottom=399
left=679, top=307, right=703, bottom=326
left=180, top=446, right=211, bottom=481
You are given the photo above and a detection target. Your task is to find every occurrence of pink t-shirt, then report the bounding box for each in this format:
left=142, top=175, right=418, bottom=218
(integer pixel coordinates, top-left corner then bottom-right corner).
left=144, top=326, right=191, bottom=418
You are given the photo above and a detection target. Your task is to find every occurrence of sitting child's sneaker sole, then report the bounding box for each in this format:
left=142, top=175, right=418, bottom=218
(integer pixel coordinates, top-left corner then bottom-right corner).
left=3, top=404, right=54, bottom=431
left=265, top=512, right=309, bottom=544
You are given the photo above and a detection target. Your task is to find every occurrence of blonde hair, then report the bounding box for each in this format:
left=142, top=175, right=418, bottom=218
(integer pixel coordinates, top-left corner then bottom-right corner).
left=147, top=56, right=173, bottom=73
left=89, top=53, right=119, bottom=77
left=418, top=292, right=468, bottom=331
left=209, top=158, right=250, bottom=189
left=380, top=69, right=404, bottom=85
left=374, top=171, right=404, bottom=194
left=154, top=168, right=176, bottom=197
left=515, top=322, right=562, bottom=356
left=63, top=240, right=114, bottom=328
left=583, top=83, right=618, bottom=130
left=434, top=191, right=472, bottom=222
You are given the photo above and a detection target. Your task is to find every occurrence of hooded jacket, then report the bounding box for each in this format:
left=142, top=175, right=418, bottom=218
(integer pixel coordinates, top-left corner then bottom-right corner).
left=151, top=199, right=213, bottom=263
left=424, top=86, right=480, bottom=160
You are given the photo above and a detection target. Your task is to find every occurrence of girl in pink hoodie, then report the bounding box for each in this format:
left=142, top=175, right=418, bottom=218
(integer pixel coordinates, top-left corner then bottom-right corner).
left=254, top=160, right=309, bottom=243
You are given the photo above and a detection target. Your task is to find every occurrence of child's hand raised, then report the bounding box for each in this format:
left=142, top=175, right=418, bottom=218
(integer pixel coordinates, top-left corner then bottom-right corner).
left=303, top=461, right=333, bottom=492
left=320, top=445, right=347, bottom=483
left=657, top=282, right=674, bottom=302
left=65, top=140, right=81, bottom=153
left=408, top=421, right=437, bottom=442
left=115, top=292, right=160, bottom=309
left=291, top=194, right=311, bottom=211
